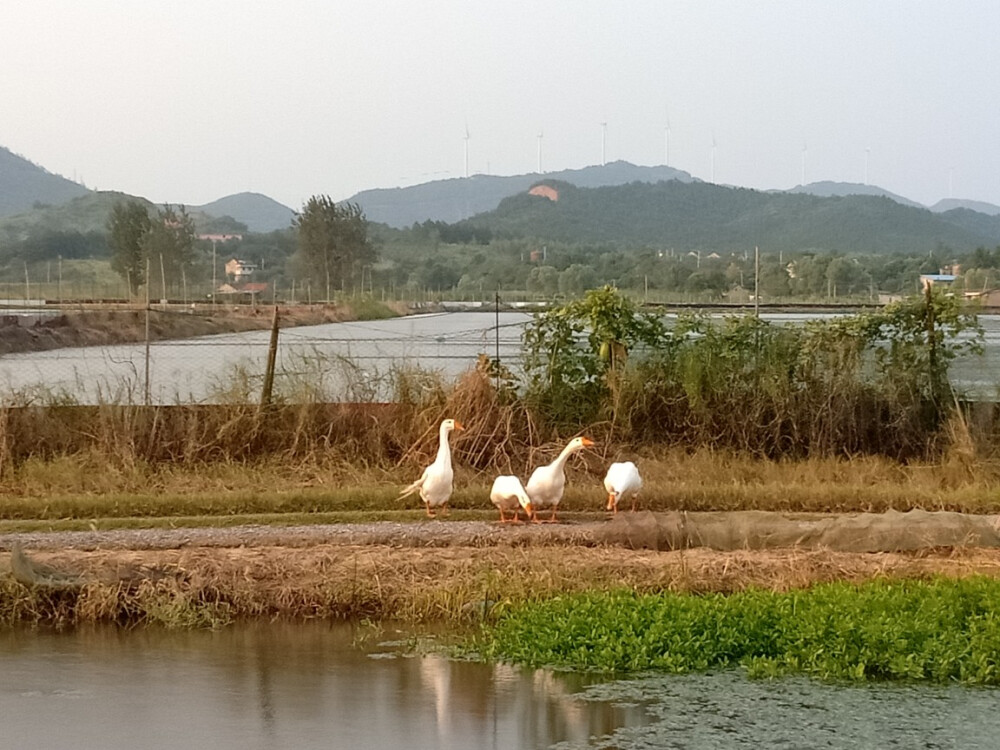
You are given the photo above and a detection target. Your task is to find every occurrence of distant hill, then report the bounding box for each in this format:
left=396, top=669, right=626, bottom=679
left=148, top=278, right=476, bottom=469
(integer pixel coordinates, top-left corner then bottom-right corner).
left=460, top=180, right=1000, bottom=255
left=930, top=198, right=1000, bottom=216
left=0, top=191, right=252, bottom=240
left=193, top=192, right=296, bottom=233
left=0, top=191, right=152, bottom=237
left=348, top=161, right=696, bottom=228
left=934, top=207, right=1000, bottom=243
left=0, top=146, right=90, bottom=218
left=785, top=181, right=924, bottom=208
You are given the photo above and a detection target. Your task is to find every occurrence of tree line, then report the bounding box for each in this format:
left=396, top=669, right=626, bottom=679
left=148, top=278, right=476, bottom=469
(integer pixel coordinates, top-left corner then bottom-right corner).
left=3, top=193, right=998, bottom=304
left=104, top=195, right=375, bottom=300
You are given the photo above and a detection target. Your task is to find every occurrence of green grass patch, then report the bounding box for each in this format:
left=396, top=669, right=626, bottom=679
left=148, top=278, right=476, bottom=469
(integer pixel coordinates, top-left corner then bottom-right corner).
left=0, top=486, right=418, bottom=521
left=475, top=577, right=1000, bottom=684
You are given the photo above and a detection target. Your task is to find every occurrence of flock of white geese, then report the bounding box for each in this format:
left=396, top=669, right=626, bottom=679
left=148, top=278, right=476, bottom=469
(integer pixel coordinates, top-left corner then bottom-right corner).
left=398, top=418, right=643, bottom=523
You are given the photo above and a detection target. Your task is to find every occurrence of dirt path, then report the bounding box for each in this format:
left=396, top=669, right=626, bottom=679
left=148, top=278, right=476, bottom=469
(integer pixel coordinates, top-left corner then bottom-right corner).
left=3, top=509, right=998, bottom=554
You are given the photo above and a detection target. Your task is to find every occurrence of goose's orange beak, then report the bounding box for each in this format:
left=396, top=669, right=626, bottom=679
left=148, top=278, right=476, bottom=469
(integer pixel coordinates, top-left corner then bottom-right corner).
left=454, top=421, right=465, bottom=430
left=581, top=437, right=595, bottom=447
left=606, top=493, right=617, bottom=512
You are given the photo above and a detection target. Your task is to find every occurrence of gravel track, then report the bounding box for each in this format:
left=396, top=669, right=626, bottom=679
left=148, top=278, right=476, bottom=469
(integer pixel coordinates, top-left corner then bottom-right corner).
left=0, top=519, right=603, bottom=552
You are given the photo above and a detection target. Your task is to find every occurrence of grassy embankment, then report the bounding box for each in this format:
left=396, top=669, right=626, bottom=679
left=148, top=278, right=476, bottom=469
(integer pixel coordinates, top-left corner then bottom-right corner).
left=0, top=296, right=402, bottom=356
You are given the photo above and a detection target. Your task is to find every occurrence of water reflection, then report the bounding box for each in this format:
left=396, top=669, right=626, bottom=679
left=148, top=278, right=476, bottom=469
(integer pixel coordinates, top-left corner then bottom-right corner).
left=3, top=622, right=1000, bottom=749
left=0, top=622, right=645, bottom=750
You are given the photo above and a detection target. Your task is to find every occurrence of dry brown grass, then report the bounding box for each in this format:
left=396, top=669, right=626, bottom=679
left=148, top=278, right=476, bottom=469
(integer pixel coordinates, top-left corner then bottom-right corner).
left=0, top=365, right=999, bottom=518
left=3, top=430, right=1000, bottom=520
left=5, top=543, right=1000, bottom=628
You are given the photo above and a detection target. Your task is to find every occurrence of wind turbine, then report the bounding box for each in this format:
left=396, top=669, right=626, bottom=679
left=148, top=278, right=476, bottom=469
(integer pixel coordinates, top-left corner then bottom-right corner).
left=801, top=142, right=808, bottom=186
left=537, top=130, right=544, bottom=173
left=864, top=147, right=870, bottom=185
left=664, top=118, right=671, bottom=166
left=601, top=122, right=608, bottom=166
left=710, top=133, right=717, bottom=183
left=464, top=123, right=470, bottom=178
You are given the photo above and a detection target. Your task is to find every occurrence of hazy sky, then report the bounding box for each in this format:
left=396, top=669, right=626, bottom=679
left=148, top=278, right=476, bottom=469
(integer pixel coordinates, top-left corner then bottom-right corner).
left=2, top=1, right=997, bottom=210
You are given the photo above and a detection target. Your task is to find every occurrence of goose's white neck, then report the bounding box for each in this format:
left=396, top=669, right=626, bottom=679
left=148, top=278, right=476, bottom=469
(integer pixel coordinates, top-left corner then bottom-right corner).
left=436, top=424, right=453, bottom=467
left=551, top=442, right=582, bottom=472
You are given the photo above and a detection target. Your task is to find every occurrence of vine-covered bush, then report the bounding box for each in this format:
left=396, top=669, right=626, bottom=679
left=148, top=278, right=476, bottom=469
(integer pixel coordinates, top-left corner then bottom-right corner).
left=521, top=286, right=983, bottom=458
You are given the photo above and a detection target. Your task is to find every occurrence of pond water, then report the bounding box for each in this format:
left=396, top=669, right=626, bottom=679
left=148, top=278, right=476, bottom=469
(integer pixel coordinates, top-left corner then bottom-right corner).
left=2, top=621, right=999, bottom=749
left=0, top=621, right=643, bottom=750
left=0, top=310, right=997, bottom=404
left=0, top=312, right=531, bottom=404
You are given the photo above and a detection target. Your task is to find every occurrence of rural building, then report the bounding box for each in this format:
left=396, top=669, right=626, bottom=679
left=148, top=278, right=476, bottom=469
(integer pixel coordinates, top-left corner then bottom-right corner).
left=225, top=258, right=257, bottom=281
left=197, top=233, right=243, bottom=243
left=216, top=281, right=268, bottom=304
left=964, top=289, right=1000, bottom=308
left=919, top=273, right=956, bottom=291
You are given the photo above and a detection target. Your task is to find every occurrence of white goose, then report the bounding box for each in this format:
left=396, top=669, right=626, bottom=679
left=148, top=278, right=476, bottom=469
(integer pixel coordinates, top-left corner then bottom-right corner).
left=525, top=436, right=595, bottom=523
left=489, top=475, right=534, bottom=524
left=399, top=418, right=464, bottom=517
left=603, top=461, right=642, bottom=513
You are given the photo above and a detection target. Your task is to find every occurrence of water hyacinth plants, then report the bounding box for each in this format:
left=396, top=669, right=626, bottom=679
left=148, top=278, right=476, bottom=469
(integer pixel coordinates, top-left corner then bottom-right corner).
left=477, top=577, right=1000, bottom=684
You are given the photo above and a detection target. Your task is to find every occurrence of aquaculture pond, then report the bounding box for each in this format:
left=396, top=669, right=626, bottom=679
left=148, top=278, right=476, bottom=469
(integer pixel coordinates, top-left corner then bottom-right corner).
left=1, top=309, right=998, bottom=404
left=2, top=619, right=999, bottom=749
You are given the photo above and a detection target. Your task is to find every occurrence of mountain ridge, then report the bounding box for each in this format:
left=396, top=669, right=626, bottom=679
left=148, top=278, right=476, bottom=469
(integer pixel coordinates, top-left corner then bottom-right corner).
left=347, top=161, right=697, bottom=227
left=0, top=146, right=91, bottom=218
left=457, top=179, right=1000, bottom=255
left=191, top=192, right=295, bottom=233
left=4, top=142, right=1000, bottom=242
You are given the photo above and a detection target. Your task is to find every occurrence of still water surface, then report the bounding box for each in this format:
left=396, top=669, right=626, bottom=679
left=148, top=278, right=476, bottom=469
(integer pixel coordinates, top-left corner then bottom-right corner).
left=0, top=310, right=997, bottom=404
left=0, top=621, right=643, bottom=750
left=2, top=621, right=999, bottom=749
left=0, top=312, right=531, bottom=404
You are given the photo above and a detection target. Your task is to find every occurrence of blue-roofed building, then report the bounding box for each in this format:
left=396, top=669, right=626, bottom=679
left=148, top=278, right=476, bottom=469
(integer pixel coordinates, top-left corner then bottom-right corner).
left=919, top=273, right=956, bottom=291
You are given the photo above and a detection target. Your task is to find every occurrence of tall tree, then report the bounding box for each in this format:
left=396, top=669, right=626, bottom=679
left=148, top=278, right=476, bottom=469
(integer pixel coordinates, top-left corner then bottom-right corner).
left=107, top=200, right=151, bottom=295
left=293, top=196, right=375, bottom=300
left=145, top=205, right=196, bottom=295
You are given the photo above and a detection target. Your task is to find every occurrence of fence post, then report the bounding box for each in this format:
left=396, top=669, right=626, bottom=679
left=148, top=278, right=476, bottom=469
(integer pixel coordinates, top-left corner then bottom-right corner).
left=144, top=257, right=151, bottom=406
left=925, top=280, right=941, bottom=410
left=260, top=305, right=280, bottom=407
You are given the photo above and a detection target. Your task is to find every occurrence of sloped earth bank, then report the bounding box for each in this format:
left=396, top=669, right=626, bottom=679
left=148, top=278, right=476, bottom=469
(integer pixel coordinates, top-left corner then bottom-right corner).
left=0, top=304, right=408, bottom=356
left=4, top=510, right=1000, bottom=617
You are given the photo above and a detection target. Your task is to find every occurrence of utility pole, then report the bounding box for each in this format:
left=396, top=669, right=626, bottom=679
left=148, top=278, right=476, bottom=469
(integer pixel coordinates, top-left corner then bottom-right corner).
left=494, top=289, right=501, bottom=391
left=144, top=257, right=151, bottom=406
left=211, top=239, right=217, bottom=306
left=754, top=245, right=760, bottom=318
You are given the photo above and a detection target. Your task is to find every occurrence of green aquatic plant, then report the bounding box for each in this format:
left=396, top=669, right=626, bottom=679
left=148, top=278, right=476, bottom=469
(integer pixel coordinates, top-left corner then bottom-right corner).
left=477, top=577, right=1000, bottom=684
